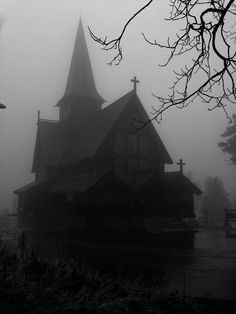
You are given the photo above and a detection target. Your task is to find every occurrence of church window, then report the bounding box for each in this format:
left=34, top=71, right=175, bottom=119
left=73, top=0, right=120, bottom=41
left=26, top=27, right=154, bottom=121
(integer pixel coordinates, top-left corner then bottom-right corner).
left=113, top=133, right=149, bottom=172
left=113, top=134, right=125, bottom=154
left=139, top=135, right=149, bottom=155
left=128, top=135, right=138, bottom=154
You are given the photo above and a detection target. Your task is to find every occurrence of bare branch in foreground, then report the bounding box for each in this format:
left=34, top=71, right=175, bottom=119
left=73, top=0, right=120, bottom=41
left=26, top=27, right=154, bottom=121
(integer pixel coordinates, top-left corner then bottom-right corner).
left=90, top=0, right=236, bottom=130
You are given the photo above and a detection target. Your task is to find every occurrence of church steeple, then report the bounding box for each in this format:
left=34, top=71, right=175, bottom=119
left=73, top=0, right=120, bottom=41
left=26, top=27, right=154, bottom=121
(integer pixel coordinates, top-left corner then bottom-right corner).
left=57, top=18, right=105, bottom=122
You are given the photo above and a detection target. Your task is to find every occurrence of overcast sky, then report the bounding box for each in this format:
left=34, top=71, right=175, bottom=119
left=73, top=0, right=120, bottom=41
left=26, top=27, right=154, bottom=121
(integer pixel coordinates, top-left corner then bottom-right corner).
left=0, top=0, right=235, bottom=211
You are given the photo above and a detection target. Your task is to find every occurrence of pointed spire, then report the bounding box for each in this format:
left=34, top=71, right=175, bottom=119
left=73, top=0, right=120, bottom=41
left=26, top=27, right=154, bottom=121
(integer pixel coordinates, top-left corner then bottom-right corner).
left=62, top=17, right=104, bottom=103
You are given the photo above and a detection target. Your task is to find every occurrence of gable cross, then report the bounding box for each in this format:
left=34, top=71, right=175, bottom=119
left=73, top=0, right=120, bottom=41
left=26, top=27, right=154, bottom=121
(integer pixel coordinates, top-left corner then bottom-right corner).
left=177, top=159, right=186, bottom=174
left=131, top=76, right=140, bottom=92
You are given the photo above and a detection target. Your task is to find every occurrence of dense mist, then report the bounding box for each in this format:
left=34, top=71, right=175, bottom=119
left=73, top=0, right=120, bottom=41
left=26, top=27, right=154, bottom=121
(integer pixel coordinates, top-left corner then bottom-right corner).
left=0, top=0, right=235, bottom=212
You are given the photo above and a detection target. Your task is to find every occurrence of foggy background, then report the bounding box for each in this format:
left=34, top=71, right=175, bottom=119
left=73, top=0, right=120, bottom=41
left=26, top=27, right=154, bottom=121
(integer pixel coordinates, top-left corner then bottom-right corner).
left=0, top=0, right=235, bottom=212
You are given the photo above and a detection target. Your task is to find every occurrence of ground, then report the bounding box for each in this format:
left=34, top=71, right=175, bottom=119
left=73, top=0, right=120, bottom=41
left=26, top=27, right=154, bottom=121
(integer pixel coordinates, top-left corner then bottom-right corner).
left=1, top=216, right=236, bottom=303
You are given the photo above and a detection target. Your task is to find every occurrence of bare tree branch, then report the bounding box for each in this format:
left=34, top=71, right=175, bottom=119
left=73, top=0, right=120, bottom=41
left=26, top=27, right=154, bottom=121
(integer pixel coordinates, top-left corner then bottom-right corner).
left=88, top=0, right=154, bottom=66
left=90, top=0, right=236, bottom=130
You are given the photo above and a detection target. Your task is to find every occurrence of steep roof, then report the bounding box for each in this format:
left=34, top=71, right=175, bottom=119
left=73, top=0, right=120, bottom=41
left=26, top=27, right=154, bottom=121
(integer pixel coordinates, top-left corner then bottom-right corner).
left=50, top=172, right=132, bottom=194
left=131, top=93, right=172, bottom=164
left=120, top=171, right=202, bottom=195
left=57, top=18, right=104, bottom=106
left=32, top=90, right=172, bottom=170
left=61, top=90, right=134, bottom=164
left=165, top=172, right=202, bottom=195
left=116, top=172, right=156, bottom=190
left=32, top=120, right=68, bottom=172
left=32, top=91, right=134, bottom=170
left=14, top=180, right=46, bottom=195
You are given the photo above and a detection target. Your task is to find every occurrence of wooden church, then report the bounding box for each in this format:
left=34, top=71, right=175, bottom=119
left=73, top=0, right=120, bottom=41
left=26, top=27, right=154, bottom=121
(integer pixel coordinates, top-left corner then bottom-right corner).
left=15, top=19, right=201, bottom=244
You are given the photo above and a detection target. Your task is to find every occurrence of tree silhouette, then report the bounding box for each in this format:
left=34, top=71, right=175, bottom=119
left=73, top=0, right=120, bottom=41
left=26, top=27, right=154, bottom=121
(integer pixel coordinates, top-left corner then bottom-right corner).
left=89, top=0, right=236, bottom=128
left=219, top=113, right=236, bottom=164
left=202, top=176, right=232, bottom=226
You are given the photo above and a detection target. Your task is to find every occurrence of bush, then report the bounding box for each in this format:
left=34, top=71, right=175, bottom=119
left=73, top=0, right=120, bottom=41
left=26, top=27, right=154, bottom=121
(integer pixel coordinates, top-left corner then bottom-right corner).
left=0, top=238, right=220, bottom=313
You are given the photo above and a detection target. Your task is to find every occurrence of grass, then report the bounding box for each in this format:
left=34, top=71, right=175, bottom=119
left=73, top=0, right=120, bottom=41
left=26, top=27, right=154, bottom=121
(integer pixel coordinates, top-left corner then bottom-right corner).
left=0, top=234, right=227, bottom=313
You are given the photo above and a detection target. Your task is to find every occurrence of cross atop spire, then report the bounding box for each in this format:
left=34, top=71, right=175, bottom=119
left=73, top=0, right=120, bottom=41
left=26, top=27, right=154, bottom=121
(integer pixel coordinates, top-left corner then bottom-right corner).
left=131, top=76, right=140, bottom=92
left=177, top=159, right=186, bottom=174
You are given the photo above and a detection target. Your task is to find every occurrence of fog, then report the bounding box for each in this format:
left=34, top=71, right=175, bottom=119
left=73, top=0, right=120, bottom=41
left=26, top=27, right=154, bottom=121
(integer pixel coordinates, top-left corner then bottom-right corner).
left=0, top=0, right=235, bottom=212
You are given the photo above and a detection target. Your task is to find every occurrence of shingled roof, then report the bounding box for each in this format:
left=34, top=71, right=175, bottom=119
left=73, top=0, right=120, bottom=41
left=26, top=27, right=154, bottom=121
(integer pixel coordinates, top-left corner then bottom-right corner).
left=32, top=120, right=69, bottom=172
left=32, top=91, right=132, bottom=170
left=61, top=90, right=135, bottom=165
left=50, top=171, right=132, bottom=194
left=32, top=89, right=173, bottom=171
left=165, top=172, right=202, bottom=195
left=57, top=18, right=104, bottom=107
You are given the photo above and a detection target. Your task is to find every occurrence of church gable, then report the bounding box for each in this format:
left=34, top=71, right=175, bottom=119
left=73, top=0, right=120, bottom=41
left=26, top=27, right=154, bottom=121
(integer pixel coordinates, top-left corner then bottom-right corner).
left=95, top=91, right=173, bottom=174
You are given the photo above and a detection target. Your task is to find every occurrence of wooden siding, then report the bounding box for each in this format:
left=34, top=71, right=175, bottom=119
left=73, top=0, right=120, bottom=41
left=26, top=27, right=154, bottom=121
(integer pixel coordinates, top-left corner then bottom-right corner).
left=95, top=99, right=166, bottom=174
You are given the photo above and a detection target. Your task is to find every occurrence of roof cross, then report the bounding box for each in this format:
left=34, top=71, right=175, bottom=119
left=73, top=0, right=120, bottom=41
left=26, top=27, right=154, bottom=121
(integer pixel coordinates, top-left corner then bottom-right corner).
left=177, top=159, right=186, bottom=174
left=131, top=76, right=140, bottom=92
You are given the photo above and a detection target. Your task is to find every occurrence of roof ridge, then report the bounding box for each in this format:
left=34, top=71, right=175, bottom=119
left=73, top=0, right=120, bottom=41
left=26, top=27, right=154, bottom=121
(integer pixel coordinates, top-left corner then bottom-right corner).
left=102, top=90, right=135, bottom=110
left=74, top=89, right=135, bottom=122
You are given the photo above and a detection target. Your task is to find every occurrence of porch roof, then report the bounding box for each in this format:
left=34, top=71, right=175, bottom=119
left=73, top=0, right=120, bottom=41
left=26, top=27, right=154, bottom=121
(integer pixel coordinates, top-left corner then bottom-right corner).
left=49, top=172, right=131, bottom=194
left=14, top=180, right=46, bottom=195
left=165, top=172, right=202, bottom=195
